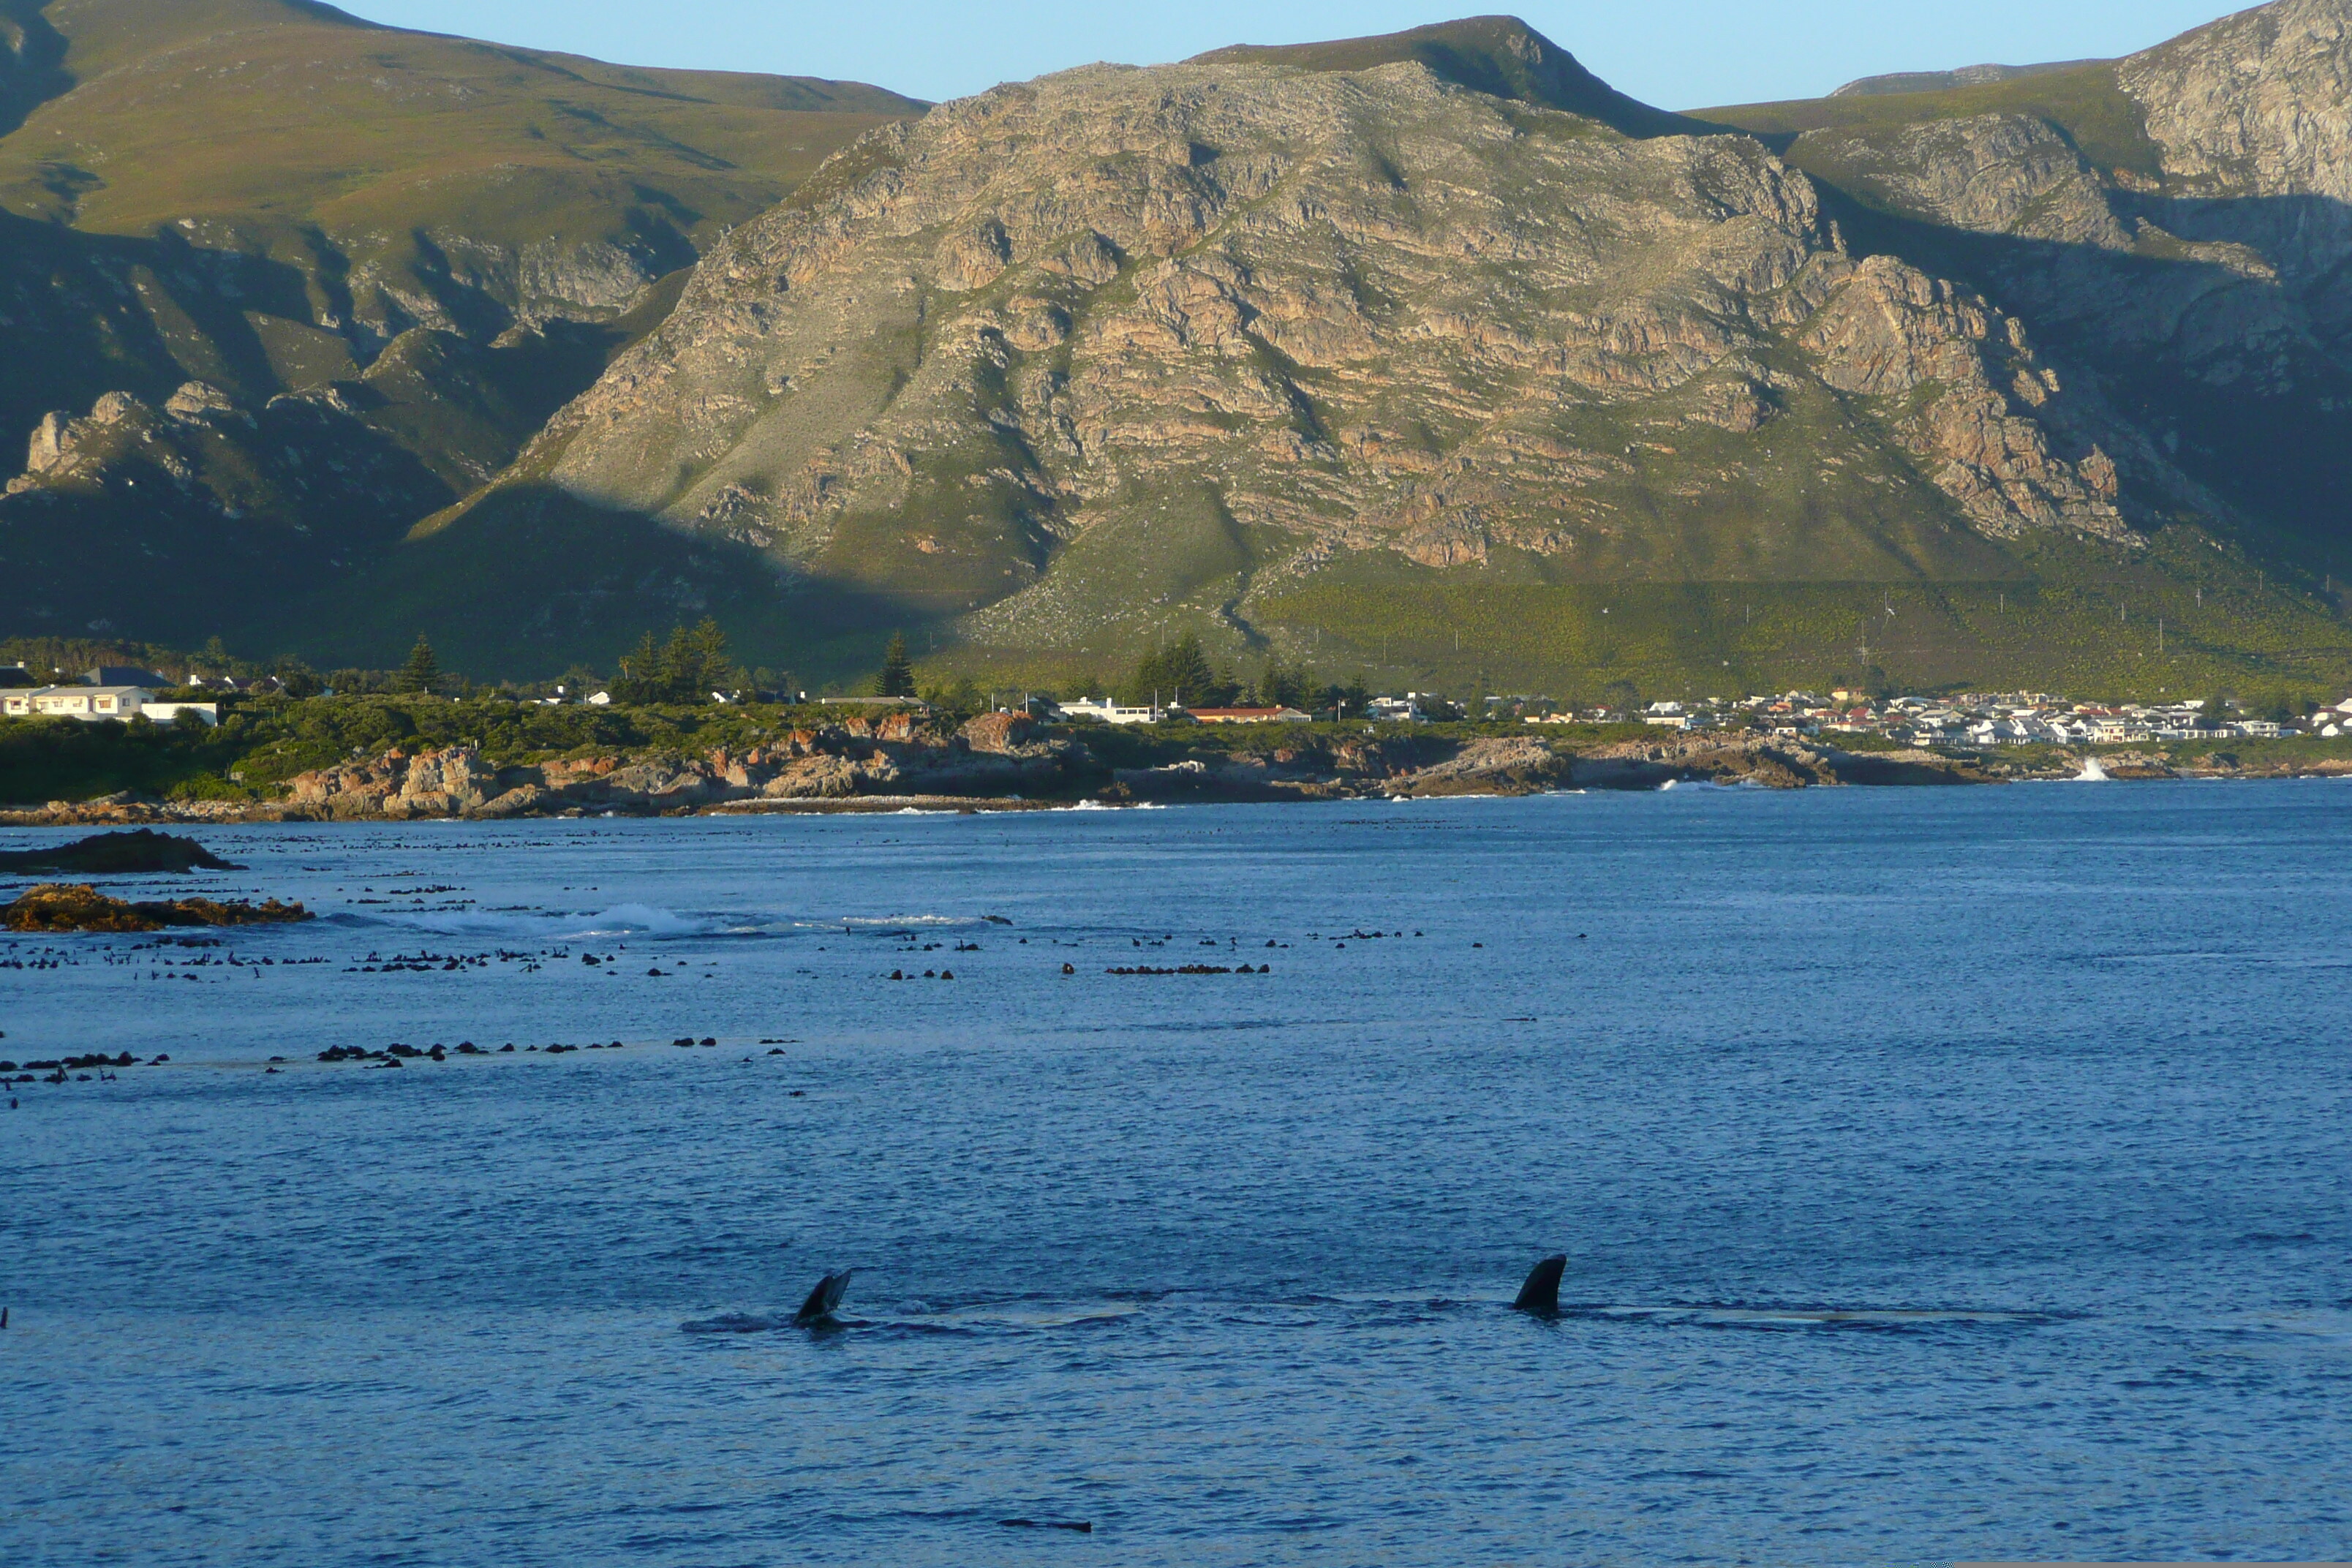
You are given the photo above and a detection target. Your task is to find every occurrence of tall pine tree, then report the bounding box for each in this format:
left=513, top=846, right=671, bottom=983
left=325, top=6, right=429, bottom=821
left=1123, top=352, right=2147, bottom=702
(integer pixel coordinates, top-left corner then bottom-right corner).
left=1159, top=633, right=1215, bottom=705
left=398, top=634, right=440, bottom=696
left=877, top=632, right=916, bottom=698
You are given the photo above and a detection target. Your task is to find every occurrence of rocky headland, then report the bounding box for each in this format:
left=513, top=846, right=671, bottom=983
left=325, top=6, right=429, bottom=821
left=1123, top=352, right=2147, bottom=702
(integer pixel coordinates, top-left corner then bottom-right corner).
left=9, top=710, right=2333, bottom=828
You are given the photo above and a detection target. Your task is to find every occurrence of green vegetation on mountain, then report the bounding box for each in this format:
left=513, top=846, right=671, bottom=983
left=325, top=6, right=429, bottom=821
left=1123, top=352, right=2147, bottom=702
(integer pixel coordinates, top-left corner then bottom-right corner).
left=0, top=0, right=920, bottom=654
left=0, top=0, right=919, bottom=343
left=1697, top=61, right=2164, bottom=178
left=3, top=1, right=2350, bottom=700
left=1189, top=15, right=1704, bottom=138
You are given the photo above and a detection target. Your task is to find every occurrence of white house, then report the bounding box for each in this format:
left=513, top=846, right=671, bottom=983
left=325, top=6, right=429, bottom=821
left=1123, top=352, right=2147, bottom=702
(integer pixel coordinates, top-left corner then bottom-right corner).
left=1058, top=697, right=1172, bottom=724
left=1, top=685, right=216, bottom=724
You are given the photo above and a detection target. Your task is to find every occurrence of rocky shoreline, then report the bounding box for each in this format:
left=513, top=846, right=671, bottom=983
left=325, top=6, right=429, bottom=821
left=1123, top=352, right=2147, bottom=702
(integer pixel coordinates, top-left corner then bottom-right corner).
left=1, top=719, right=2345, bottom=828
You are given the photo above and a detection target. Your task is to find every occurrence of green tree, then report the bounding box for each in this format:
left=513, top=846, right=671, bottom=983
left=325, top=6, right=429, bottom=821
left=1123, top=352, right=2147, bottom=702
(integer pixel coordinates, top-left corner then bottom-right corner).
left=1165, top=636, right=1215, bottom=704
left=1263, top=661, right=1311, bottom=709
left=612, top=632, right=665, bottom=704
left=656, top=619, right=734, bottom=701
left=877, top=632, right=917, bottom=698
left=271, top=659, right=320, bottom=700
left=1128, top=633, right=1215, bottom=706
left=396, top=635, right=441, bottom=696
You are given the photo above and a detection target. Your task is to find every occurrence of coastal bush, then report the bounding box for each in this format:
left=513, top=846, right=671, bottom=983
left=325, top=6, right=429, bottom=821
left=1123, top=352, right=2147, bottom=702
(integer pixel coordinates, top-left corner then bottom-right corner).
left=0, top=716, right=242, bottom=802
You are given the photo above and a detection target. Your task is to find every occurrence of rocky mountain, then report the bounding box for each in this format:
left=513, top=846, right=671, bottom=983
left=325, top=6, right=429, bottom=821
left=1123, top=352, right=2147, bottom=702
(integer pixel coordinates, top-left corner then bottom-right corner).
left=7, top=4, right=2352, bottom=695
left=0, top=0, right=919, bottom=641
left=416, top=8, right=2346, bottom=689
left=1704, top=0, right=2352, bottom=568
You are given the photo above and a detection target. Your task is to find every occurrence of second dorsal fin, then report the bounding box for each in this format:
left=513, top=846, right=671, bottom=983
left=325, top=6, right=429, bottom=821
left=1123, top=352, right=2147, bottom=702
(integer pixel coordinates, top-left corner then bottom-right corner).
left=1512, top=1254, right=1567, bottom=1315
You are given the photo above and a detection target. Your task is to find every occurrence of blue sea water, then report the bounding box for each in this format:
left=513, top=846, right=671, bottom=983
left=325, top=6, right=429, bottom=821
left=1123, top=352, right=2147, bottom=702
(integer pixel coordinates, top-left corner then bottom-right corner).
left=2, top=781, right=2349, bottom=1565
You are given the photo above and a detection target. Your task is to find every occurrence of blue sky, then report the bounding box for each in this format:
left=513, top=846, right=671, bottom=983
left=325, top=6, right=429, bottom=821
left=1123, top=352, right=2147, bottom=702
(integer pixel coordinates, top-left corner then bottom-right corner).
left=344, top=1, right=2239, bottom=109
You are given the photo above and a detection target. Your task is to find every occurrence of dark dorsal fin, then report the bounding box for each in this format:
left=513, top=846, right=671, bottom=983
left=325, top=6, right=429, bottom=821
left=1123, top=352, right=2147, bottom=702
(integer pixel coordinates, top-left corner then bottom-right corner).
left=1512, top=1254, right=1567, bottom=1314
left=794, top=1269, right=853, bottom=1324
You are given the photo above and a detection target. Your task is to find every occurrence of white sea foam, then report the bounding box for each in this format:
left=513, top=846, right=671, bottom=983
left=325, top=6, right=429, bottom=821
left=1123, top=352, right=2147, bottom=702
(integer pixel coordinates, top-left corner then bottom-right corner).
left=355, top=902, right=734, bottom=941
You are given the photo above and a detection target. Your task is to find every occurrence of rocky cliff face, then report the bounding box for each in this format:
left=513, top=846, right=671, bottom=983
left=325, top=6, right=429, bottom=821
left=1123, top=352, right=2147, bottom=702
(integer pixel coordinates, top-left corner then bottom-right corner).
left=521, top=46, right=2139, bottom=653
left=2122, top=0, right=2352, bottom=355
left=1733, top=0, right=2352, bottom=557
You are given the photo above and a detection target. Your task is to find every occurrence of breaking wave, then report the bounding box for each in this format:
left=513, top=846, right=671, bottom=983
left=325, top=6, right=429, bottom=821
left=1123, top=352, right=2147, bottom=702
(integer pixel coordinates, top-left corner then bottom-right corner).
left=341, top=902, right=744, bottom=941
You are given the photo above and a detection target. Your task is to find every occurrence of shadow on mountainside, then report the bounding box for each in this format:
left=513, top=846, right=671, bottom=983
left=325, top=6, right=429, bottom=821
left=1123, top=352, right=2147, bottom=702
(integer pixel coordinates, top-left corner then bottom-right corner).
left=274, top=481, right=971, bottom=679
left=0, top=0, right=72, bottom=140
left=1813, top=182, right=2352, bottom=570
left=0, top=211, right=336, bottom=434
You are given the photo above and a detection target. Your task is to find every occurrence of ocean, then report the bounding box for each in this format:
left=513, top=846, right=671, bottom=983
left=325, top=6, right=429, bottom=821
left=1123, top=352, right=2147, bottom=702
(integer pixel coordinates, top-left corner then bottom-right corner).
left=4, top=780, right=2349, bottom=1564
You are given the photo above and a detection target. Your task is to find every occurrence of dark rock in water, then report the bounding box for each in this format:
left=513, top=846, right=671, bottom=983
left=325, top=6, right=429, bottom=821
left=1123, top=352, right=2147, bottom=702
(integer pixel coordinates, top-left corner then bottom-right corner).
left=0, top=829, right=243, bottom=875
left=2, top=883, right=312, bottom=932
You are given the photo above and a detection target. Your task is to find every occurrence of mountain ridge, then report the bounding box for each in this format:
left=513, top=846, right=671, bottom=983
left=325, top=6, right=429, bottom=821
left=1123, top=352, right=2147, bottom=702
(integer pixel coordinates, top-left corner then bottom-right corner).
left=4, top=3, right=2351, bottom=697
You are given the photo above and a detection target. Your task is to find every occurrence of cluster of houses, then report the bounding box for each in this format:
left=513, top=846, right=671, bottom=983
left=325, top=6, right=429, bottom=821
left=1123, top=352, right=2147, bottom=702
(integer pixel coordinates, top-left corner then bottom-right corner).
left=10, top=660, right=2350, bottom=747
left=1522, top=690, right=2352, bottom=745
left=0, top=665, right=219, bottom=725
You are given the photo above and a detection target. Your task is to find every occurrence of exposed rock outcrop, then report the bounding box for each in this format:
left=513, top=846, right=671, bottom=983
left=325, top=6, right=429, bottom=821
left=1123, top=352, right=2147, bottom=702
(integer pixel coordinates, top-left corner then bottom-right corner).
left=276, top=725, right=1101, bottom=818
left=0, top=829, right=241, bottom=874
left=1799, top=255, right=2133, bottom=540
left=3, top=882, right=310, bottom=932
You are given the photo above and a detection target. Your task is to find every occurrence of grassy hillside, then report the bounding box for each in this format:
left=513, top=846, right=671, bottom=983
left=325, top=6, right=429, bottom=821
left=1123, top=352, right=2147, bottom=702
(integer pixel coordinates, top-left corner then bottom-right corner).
left=0, top=0, right=923, bottom=665
left=1245, top=538, right=2352, bottom=704
left=0, top=0, right=919, bottom=310
left=924, top=532, right=2352, bottom=706
left=1191, top=16, right=1703, bottom=138
left=0, top=0, right=920, bottom=442
left=1695, top=61, right=2163, bottom=178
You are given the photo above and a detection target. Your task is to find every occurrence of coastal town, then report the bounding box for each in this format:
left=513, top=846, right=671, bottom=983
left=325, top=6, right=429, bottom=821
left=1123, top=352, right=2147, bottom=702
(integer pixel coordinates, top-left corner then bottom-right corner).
left=1518, top=692, right=2352, bottom=745
left=7, top=660, right=2351, bottom=747
left=1060, top=687, right=2350, bottom=745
